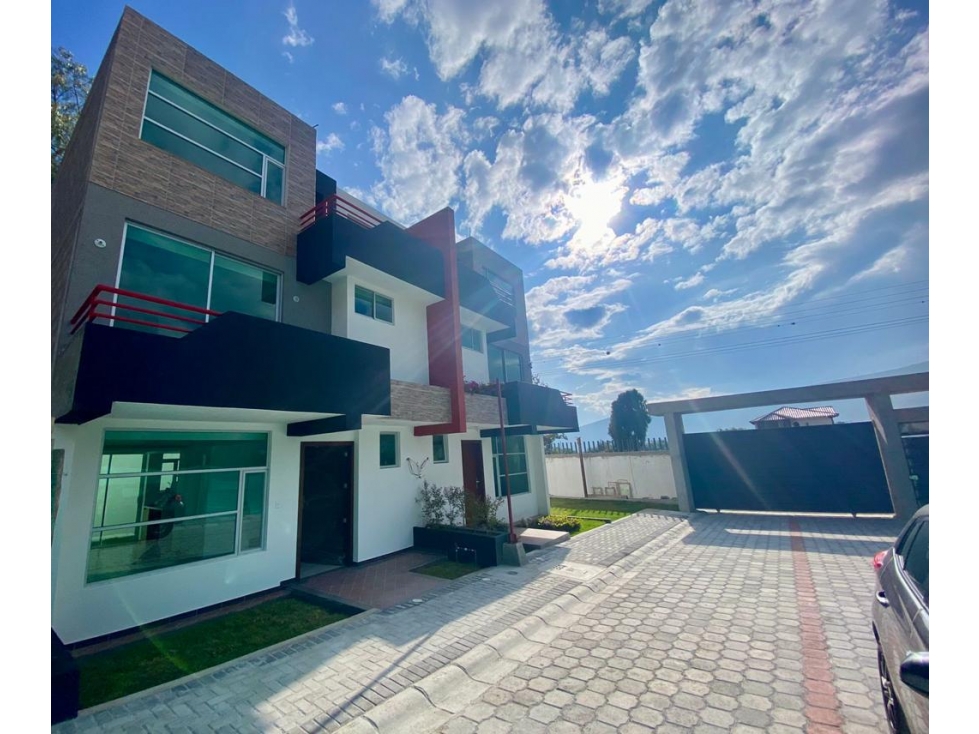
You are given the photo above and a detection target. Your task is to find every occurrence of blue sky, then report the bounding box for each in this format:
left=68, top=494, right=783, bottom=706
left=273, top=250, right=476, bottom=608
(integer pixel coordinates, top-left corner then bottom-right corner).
left=51, top=0, right=929, bottom=431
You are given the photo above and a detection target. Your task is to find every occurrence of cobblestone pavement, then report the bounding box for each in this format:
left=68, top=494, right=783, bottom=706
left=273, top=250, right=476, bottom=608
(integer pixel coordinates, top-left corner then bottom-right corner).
left=56, top=511, right=901, bottom=734
left=428, top=513, right=901, bottom=734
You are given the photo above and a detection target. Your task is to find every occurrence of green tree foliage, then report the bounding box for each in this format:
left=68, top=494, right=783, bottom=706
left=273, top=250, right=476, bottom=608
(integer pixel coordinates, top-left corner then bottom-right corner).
left=52, top=47, right=92, bottom=181
left=608, top=388, right=651, bottom=451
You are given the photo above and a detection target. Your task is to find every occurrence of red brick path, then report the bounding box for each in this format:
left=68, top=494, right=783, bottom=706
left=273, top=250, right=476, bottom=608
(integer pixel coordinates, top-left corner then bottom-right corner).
left=789, top=519, right=845, bottom=734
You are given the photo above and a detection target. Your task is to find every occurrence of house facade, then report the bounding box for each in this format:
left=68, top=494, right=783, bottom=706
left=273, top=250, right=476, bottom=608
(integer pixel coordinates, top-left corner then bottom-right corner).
left=749, top=406, right=839, bottom=429
left=50, top=8, right=578, bottom=645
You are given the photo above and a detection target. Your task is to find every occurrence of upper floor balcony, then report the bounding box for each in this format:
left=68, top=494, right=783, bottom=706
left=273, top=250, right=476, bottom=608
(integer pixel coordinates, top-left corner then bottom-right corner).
left=53, top=285, right=391, bottom=429
left=457, top=266, right=516, bottom=331
left=296, top=193, right=445, bottom=297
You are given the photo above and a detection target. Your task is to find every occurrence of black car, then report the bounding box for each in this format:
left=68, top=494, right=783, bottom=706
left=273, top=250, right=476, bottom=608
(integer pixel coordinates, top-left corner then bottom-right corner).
left=872, top=504, right=929, bottom=733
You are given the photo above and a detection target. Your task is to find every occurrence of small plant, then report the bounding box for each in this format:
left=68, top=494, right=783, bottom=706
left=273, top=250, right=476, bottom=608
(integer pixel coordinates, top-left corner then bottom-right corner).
left=416, top=480, right=447, bottom=527
left=464, top=492, right=506, bottom=530
left=530, top=514, right=582, bottom=533
left=463, top=379, right=498, bottom=396
left=443, top=485, right=466, bottom=527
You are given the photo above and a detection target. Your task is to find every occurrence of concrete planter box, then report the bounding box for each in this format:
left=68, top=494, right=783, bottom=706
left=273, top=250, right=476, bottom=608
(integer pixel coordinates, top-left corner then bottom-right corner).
left=412, top=526, right=508, bottom=567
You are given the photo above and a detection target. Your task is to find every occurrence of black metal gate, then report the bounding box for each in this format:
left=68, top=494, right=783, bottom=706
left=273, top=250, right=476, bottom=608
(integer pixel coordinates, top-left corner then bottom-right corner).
left=902, top=435, right=929, bottom=507
left=686, top=422, right=893, bottom=513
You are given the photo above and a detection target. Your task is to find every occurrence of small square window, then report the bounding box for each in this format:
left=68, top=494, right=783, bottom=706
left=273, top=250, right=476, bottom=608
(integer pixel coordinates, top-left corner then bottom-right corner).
left=433, top=435, right=448, bottom=463
left=379, top=432, right=399, bottom=468
left=355, top=285, right=394, bottom=324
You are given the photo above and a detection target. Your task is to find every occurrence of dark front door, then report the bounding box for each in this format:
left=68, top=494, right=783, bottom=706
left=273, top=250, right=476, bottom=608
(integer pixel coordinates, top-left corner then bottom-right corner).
left=298, top=443, right=353, bottom=572
left=461, top=440, right=486, bottom=525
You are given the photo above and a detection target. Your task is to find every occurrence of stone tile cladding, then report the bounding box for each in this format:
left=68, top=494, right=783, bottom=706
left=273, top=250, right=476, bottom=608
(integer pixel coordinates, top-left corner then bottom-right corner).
left=87, top=7, right=316, bottom=258
left=51, top=26, right=117, bottom=360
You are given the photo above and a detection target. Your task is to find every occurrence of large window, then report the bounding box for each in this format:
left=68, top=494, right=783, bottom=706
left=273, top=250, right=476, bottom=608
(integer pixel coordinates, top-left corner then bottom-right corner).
left=488, top=345, right=523, bottom=383
left=355, top=285, right=394, bottom=324
left=116, top=224, right=280, bottom=336
left=87, top=431, right=269, bottom=583
left=461, top=326, right=483, bottom=353
left=491, top=435, right=530, bottom=496
left=141, top=71, right=286, bottom=204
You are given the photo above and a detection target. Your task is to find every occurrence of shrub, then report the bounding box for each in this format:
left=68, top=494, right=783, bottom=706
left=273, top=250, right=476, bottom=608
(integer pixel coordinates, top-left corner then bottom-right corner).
left=530, top=514, right=581, bottom=533
left=416, top=480, right=446, bottom=527
left=464, top=492, right=506, bottom=531
left=443, top=485, right=466, bottom=527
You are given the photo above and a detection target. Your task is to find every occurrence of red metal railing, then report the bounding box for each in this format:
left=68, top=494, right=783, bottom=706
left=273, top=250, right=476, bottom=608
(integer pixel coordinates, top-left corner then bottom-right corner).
left=69, top=285, right=221, bottom=336
left=299, top=193, right=385, bottom=231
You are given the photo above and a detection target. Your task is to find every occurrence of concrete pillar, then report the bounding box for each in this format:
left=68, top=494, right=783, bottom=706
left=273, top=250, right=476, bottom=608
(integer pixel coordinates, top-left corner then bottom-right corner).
left=663, top=412, right=695, bottom=513
left=865, top=392, right=919, bottom=521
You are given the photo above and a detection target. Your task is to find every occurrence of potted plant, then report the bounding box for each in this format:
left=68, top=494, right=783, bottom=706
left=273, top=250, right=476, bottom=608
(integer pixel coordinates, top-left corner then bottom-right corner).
left=411, top=469, right=508, bottom=567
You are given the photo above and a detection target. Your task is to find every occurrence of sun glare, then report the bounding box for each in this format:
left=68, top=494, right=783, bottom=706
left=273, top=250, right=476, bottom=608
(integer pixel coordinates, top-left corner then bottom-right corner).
left=565, top=177, right=626, bottom=243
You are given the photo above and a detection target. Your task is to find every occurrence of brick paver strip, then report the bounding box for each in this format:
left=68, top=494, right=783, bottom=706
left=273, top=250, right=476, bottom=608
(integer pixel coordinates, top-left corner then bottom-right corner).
left=789, top=518, right=844, bottom=734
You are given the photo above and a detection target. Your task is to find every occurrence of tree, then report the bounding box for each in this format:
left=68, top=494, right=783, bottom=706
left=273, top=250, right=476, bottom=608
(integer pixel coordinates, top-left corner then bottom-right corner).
left=608, top=389, right=651, bottom=451
left=52, top=47, right=92, bottom=181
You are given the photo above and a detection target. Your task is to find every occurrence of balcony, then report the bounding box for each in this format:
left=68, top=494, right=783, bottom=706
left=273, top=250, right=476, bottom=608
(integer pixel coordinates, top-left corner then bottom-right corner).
left=457, top=267, right=516, bottom=330
left=297, top=193, right=445, bottom=296
left=54, top=285, right=391, bottom=427
left=478, top=381, right=579, bottom=438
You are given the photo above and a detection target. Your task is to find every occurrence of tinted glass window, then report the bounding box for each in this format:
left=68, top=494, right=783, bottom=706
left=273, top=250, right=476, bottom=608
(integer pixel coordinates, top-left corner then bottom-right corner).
left=433, top=435, right=447, bottom=463
left=380, top=433, right=398, bottom=467
left=902, top=520, right=929, bottom=601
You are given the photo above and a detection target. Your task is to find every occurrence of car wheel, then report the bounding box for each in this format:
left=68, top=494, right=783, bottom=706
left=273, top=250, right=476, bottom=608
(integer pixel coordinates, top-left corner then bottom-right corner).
left=878, top=644, right=910, bottom=734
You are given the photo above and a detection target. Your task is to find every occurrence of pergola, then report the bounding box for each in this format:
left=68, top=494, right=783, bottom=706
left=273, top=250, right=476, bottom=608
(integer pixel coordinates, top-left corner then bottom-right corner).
left=645, top=372, right=929, bottom=521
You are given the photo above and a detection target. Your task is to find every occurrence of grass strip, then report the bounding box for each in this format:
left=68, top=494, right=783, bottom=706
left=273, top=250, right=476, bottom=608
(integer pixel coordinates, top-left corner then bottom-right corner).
left=413, top=560, right=481, bottom=580
left=76, top=596, right=350, bottom=709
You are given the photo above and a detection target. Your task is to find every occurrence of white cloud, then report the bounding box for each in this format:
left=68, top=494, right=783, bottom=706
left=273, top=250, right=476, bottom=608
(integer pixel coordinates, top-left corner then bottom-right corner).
left=674, top=272, right=705, bottom=291
left=316, top=134, right=344, bottom=155
left=282, top=51, right=294, bottom=64
left=525, top=274, right=633, bottom=350
left=369, top=96, right=467, bottom=223
left=282, top=5, right=314, bottom=48
left=375, top=0, right=636, bottom=112
left=372, top=0, right=413, bottom=23
left=332, top=102, right=348, bottom=115
left=379, top=56, right=411, bottom=79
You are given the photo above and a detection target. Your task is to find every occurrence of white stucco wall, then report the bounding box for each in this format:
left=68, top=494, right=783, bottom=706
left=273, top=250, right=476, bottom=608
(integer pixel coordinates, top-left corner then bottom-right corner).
left=331, top=271, right=434, bottom=384
left=545, top=452, right=676, bottom=501
left=51, top=417, right=303, bottom=644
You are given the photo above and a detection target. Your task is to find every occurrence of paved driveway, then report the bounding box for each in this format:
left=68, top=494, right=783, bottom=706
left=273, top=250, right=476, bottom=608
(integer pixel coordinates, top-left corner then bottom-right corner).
left=57, top=512, right=901, bottom=733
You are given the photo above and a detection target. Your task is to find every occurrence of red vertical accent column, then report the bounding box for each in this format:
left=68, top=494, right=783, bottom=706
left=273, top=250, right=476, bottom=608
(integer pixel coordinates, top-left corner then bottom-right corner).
left=410, top=207, right=466, bottom=436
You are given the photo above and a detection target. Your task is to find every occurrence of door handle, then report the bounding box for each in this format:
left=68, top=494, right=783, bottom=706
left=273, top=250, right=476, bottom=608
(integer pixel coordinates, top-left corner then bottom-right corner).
left=876, top=591, right=890, bottom=608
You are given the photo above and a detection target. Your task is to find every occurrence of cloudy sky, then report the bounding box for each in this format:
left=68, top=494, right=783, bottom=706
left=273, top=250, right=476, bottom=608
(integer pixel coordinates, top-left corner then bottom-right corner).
left=52, top=0, right=929, bottom=429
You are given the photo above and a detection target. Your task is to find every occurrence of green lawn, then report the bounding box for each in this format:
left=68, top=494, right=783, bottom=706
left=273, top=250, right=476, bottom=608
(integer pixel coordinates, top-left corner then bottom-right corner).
left=413, top=560, right=481, bottom=579
left=570, top=518, right=607, bottom=536
left=550, top=497, right=679, bottom=520
left=76, top=596, right=351, bottom=709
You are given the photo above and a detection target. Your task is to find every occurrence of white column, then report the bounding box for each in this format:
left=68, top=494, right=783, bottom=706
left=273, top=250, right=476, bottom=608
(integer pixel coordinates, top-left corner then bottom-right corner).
left=663, top=412, right=694, bottom=513
left=865, top=393, right=919, bottom=521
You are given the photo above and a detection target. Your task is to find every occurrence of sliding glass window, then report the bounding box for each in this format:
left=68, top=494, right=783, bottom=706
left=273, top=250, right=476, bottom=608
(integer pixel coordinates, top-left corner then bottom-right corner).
left=115, top=223, right=279, bottom=336
left=87, top=431, right=270, bottom=583
left=140, top=71, right=286, bottom=204
left=491, top=435, right=530, bottom=496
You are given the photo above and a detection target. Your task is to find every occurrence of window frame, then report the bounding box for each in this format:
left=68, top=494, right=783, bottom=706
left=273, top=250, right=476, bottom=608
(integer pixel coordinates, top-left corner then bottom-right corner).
left=86, top=430, right=271, bottom=585
left=113, top=221, right=282, bottom=328
left=432, top=435, right=448, bottom=464
left=139, top=70, right=287, bottom=205
left=379, top=432, right=400, bottom=468
left=461, top=326, right=484, bottom=353
left=354, top=285, right=395, bottom=325
left=491, top=435, right=531, bottom=497
left=488, top=345, right=523, bottom=383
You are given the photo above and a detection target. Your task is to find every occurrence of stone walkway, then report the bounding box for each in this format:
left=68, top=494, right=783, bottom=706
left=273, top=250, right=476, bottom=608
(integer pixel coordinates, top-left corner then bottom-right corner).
left=55, top=511, right=900, bottom=733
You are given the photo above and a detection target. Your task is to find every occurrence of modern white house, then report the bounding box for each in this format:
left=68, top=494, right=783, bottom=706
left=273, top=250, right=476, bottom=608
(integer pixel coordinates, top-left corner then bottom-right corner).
left=50, top=8, right=578, bottom=645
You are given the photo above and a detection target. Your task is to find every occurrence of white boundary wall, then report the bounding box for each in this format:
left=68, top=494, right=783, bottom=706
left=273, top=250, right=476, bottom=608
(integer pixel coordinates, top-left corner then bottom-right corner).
left=545, top=451, right=676, bottom=501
